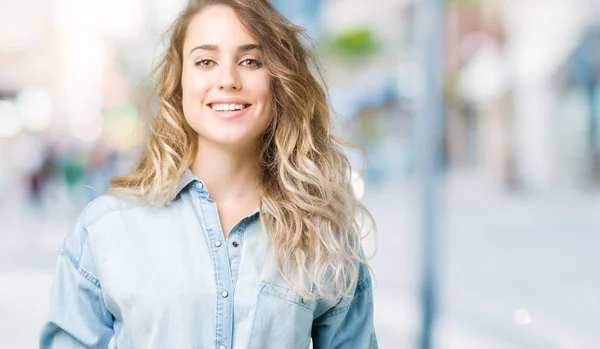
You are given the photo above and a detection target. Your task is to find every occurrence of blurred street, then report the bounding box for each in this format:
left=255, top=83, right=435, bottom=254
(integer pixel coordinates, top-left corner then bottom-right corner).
left=2, top=0, right=600, bottom=348
left=2, top=172, right=599, bottom=349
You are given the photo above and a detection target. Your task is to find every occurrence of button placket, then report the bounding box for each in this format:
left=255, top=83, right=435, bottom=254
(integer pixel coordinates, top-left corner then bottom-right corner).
left=194, top=194, right=234, bottom=349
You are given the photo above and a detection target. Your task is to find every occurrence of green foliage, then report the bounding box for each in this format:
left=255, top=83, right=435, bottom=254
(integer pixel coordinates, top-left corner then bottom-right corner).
left=328, top=27, right=378, bottom=56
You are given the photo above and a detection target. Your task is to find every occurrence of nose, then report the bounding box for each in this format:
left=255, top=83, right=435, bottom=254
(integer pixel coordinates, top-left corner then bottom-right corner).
left=217, top=62, right=242, bottom=91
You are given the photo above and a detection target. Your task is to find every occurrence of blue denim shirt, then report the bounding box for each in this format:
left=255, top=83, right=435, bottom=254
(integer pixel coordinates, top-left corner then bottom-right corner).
left=40, top=170, right=377, bottom=349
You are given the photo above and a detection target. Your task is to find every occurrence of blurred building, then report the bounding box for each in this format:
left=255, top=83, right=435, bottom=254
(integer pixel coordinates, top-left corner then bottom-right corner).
left=443, top=0, right=600, bottom=192
left=554, top=25, right=600, bottom=188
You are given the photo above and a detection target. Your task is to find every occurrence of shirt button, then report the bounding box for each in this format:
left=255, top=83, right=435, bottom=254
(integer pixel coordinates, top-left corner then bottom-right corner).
left=221, top=290, right=229, bottom=298
left=219, top=345, right=227, bottom=349
left=232, top=241, right=239, bottom=247
left=214, top=241, right=222, bottom=247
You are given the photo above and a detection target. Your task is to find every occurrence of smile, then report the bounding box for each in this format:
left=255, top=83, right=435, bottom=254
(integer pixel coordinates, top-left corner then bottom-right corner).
left=206, top=103, right=252, bottom=120
left=208, top=103, right=251, bottom=112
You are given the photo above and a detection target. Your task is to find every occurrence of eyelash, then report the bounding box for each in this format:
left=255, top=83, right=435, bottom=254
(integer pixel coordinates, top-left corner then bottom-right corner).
left=240, top=58, right=263, bottom=68
left=194, top=58, right=263, bottom=69
left=195, top=59, right=216, bottom=68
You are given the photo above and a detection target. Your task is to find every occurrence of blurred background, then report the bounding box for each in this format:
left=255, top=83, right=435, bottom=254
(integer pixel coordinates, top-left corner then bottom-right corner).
left=1, top=0, right=600, bottom=348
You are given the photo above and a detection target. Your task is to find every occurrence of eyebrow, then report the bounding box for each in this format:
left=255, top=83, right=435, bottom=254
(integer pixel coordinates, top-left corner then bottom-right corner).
left=189, top=44, right=260, bottom=56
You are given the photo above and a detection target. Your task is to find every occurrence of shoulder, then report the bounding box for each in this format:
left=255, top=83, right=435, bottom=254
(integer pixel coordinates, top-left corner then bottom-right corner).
left=81, top=194, right=139, bottom=225
left=58, top=194, right=141, bottom=279
left=72, top=192, right=192, bottom=240
left=62, top=194, right=140, bottom=247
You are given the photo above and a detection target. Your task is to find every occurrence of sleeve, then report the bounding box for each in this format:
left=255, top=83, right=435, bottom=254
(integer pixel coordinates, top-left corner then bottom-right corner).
left=311, top=263, right=378, bottom=349
left=39, top=208, right=114, bottom=349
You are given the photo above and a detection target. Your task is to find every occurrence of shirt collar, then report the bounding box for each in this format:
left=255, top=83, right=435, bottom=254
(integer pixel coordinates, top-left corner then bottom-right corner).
left=174, top=168, right=263, bottom=220
left=174, top=168, right=206, bottom=197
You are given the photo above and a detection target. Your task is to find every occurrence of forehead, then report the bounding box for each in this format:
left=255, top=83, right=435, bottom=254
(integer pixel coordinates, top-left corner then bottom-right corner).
left=184, top=5, right=257, bottom=50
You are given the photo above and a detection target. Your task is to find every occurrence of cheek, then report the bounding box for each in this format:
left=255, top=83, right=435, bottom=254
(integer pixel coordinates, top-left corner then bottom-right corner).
left=181, top=72, right=211, bottom=118
left=250, top=75, right=273, bottom=116
left=256, top=91, right=274, bottom=126
left=182, top=74, right=209, bottom=99
left=242, top=70, right=270, bottom=96
left=182, top=64, right=213, bottom=95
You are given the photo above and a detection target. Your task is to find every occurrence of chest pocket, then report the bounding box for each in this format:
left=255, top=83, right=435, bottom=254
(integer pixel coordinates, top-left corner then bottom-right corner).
left=248, top=281, right=316, bottom=349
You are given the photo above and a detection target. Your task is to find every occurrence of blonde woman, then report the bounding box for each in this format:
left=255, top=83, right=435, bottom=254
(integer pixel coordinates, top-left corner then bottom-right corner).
left=40, top=0, right=377, bottom=348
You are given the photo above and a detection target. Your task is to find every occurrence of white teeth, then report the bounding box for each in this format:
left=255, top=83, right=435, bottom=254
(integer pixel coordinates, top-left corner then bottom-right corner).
left=210, top=103, right=245, bottom=111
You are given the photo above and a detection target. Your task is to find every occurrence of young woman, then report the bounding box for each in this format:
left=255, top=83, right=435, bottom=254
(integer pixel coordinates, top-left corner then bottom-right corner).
left=40, top=0, right=378, bottom=348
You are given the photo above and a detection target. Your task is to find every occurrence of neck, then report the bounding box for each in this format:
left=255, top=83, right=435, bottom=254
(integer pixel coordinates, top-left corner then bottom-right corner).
left=189, top=139, right=261, bottom=204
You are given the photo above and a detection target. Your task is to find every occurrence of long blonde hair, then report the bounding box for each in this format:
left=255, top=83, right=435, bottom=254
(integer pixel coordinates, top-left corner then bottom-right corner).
left=109, top=0, right=376, bottom=302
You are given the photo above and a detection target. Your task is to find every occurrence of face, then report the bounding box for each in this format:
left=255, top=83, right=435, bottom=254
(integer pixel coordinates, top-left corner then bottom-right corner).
left=181, top=5, right=273, bottom=150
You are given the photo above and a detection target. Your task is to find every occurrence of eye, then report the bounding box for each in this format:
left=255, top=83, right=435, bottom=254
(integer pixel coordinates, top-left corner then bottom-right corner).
left=240, top=58, right=263, bottom=68
left=195, top=59, right=216, bottom=68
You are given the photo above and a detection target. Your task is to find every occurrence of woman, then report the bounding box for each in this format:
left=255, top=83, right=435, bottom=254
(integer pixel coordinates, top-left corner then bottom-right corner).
left=40, top=0, right=378, bottom=348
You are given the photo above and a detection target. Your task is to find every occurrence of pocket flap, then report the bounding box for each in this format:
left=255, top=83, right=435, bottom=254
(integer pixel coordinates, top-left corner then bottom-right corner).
left=259, top=281, right=316, bottom=311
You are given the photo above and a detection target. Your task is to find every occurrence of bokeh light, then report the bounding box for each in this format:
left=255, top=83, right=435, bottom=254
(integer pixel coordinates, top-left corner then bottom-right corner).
left=16, top=86, right=53, bottom=132
left=514, top=309, right=532, bottom=325
left=0, top=100, right=22, bottom=138
left=69, top=111, right=104, bottom=143
left=102, top=103, right=140, bottom=149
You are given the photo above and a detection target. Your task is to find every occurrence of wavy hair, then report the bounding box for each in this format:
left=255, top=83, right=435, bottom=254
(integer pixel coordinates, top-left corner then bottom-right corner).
left=109, top=0, right=376, bottom=302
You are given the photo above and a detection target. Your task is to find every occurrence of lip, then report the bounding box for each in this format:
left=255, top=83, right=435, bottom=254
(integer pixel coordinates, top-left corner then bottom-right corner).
left=206, top=98, right=251, bottom=106
left=205, top=99, right=252, bottom=120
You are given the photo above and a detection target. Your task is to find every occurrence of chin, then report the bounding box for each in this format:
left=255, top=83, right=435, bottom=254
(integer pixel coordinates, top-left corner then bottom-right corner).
left=206, top=133, right=260, bottom=149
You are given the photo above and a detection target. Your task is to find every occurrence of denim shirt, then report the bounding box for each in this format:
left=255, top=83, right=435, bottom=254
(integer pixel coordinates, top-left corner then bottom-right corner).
left=40, top=170, right=377, bottom=349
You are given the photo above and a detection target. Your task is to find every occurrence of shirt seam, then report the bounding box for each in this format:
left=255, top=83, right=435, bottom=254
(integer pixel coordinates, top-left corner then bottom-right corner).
left=60, top=247, right=102, bottom=289
left=318, top=303, right=351, bottom=320
left=317, top=274, right=372, bottom=320
left=355, top=274, right=372, bottom=295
